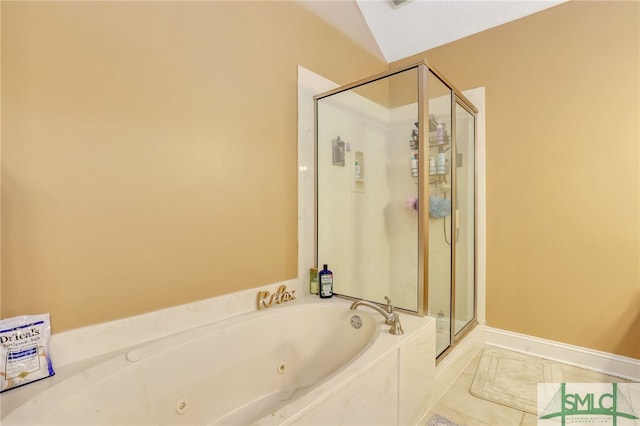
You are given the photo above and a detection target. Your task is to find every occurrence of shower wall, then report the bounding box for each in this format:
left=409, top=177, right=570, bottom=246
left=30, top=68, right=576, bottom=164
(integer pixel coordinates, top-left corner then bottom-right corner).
left=317, top=92, right=390, bottom=301
left=387, top=104, right=420, bottom=309
left=317, top=91, right=418, bottom=309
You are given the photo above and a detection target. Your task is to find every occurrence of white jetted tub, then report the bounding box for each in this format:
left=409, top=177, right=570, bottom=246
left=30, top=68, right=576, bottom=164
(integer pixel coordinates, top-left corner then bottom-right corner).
left=1, top=297, right=435, bottom=425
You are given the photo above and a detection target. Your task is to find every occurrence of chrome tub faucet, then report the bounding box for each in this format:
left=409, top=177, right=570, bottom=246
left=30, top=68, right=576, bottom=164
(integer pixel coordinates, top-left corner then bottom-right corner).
left=350, top=297, right=404, bottom=335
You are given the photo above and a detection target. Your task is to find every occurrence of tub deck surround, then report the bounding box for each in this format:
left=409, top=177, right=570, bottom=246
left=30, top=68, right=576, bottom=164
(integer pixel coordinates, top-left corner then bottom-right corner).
left=49, top=279, right=299, bottom=369
left=1, top=292, right=436, bottom=426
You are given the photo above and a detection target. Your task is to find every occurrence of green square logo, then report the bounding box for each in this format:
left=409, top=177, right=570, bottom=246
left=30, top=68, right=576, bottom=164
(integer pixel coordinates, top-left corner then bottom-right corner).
left=538, top=383, right=640, bottom=425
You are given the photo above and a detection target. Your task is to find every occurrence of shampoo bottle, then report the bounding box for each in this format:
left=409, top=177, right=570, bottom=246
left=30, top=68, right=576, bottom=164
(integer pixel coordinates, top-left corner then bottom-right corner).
left=410, top=153, right=418, bottom=177
left=437, top=152, right=446, bottom=174
left=429, top=157, right=436, bottom=175
left=436, top=123, right=444, bottom=144
left=319, top=264, right=333, bottom=298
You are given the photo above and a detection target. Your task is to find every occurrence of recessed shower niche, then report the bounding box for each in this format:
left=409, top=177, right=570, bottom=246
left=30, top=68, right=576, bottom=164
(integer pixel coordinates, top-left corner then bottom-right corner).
left=315, top=61, right=478, bottom=358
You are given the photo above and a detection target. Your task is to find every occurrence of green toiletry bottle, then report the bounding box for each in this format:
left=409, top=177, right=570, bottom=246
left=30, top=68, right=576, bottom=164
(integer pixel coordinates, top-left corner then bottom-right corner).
left=319, top=264, right=333, bottom=299
left=309, top=267, right=319, bottom=295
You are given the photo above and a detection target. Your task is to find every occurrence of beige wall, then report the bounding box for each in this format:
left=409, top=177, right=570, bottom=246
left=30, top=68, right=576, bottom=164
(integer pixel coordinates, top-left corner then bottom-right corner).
left=1, top=1, right=386, bottom=332
left=394, top=1, right=640, bottom=358
left=3, top=0, right=639, bottom=360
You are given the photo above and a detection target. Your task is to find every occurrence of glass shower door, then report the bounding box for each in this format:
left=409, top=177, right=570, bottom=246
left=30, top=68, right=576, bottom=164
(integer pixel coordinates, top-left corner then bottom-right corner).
left=454, top=100, right=476, bottom=335
left=427, top=77, right=477, bottom=357
left=316, top=68, right=420, bottom=313
left=313, top=61, right=478, bottom=360
left=426, top=72, right=452, bottom=356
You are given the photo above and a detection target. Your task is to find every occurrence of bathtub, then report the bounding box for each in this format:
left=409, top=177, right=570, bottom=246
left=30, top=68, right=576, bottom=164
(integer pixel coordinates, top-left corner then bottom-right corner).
left=1, top=296, right=435, bottom=425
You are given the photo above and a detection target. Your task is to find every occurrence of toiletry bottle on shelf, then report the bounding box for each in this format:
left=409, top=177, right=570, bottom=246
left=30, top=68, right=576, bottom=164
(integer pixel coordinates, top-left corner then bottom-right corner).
left=354, top=160, right=361, bottom=179
left=410, top=153, right=418, bottom=177
left=319, top=264, right=333, bottom=298
left=309, top=267, right=319, bottom=295
left=437, top=152, right=446, bottom=174
left=436, top=123, right=444, bottom=145
left=429, top=157, right=436, bottom=175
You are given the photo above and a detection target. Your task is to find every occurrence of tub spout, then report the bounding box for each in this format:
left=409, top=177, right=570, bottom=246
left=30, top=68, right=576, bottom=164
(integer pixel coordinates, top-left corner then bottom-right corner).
left=349, top=298, right=404, bottom=335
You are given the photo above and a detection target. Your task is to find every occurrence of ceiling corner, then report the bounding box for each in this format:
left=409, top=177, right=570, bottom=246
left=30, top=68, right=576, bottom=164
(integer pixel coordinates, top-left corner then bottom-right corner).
left=296, top=0, right=386, bottom=62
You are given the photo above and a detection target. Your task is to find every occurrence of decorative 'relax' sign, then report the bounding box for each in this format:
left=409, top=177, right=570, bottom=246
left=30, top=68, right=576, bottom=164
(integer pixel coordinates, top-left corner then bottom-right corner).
left=257, top=285, right=296, bottom=310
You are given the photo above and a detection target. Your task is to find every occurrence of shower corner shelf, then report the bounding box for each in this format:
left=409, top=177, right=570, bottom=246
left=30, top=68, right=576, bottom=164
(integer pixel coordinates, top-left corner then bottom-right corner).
left=428, top=142, right=450, bottom=149
left=429, top=174, right=448, bottom=185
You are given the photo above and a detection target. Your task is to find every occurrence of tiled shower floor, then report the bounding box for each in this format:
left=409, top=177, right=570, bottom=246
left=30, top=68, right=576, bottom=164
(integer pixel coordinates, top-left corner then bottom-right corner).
left=424, top=346, right=634, bottom=426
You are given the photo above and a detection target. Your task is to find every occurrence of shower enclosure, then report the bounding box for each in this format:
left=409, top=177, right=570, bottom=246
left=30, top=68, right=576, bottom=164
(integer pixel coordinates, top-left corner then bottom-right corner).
left=315, top=61, right=477, bottom=358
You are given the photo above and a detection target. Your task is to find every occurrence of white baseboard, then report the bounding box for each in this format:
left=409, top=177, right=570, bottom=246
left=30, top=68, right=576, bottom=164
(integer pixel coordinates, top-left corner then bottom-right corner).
left=484, top=326, right=640, bottom=382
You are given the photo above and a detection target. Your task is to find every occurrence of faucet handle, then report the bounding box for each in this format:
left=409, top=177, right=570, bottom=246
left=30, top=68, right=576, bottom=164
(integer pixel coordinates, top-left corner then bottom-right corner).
left=383, top=297, right=404, bottom=335
left=384, top=296, right=393, bottom=313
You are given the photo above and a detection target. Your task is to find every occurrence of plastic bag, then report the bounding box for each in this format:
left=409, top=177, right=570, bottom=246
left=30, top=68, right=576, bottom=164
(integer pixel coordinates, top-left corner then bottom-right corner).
left=1, top=314, right=55, bottom=392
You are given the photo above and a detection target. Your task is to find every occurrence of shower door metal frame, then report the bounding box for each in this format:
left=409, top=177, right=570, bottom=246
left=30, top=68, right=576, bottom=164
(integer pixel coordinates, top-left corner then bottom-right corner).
left=314, top=62, right=430, bottom=315
left=436, top=93, right=479, bottom=361
left=419, top=61, right=479, bottom=351
left=313, top=60, right=479, bottom=359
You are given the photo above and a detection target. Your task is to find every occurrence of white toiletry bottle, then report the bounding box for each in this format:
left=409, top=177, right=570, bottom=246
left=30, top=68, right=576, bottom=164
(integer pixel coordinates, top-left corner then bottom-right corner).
left=354, top=160, right=361, bottom=179
left=410, top=154, right=418, bottom=177
left=429, top=157, right=436, bottom=175
left=436, top=123, right=444, bottom=144
left=437, top=152, right=446, bottom=174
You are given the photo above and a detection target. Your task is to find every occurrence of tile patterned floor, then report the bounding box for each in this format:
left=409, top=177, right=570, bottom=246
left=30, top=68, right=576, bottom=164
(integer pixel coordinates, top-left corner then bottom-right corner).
left=424, top=345, right=631, bottom=426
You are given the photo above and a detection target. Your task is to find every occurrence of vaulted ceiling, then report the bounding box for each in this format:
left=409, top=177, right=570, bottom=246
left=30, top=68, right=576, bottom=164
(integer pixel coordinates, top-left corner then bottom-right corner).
left=299, top=0, right=567, bottom=63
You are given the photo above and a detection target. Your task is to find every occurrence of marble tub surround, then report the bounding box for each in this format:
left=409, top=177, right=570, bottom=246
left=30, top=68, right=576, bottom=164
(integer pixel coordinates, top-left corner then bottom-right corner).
left=424, top=345, right=635, bottom=426
left=255, top=306, right=437, bottom=426
left=3, top=291, right=437, bottom=426
left=49, top=278, right=299, bottom=368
